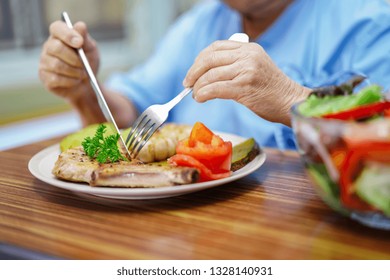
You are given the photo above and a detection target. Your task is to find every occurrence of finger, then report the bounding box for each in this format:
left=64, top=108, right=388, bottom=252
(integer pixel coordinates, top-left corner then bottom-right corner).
left=184, top=47, right=242, bottom=87
left=192, top=63, right=241, bottom=95
left=207, top=40, right=245, bottom=52
left=193, top=80, right=238, bottom=103
left=73, top=22, right=97, bottom=53
left=39, top=69, right=83, bottom=91
left=184, top=41, right=244, bottom=87
left=40, top=54, right=86, bottom=79
left=49, top=20, right=83, bottom=48
left=43, top=37, right=83, bottom=68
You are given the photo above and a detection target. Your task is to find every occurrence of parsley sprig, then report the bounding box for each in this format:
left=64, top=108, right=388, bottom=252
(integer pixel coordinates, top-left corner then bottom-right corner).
left=81, top=124, right=126, bottom=163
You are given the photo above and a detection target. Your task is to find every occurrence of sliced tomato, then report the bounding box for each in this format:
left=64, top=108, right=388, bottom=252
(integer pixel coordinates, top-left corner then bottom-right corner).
left=168, top=154, right=231, bottom=182
left=188, top=122, right=214, bottom=146
left=176, top=138, right=232, bottom=172
left=169, top=122, right=233, bottom=181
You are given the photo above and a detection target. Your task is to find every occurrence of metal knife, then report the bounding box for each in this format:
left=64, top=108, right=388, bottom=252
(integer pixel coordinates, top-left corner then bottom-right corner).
left=61, top=11, right=130, bottom=157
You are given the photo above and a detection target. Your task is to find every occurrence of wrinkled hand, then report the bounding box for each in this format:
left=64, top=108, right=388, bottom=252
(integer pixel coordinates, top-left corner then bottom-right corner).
left=39, top=21, right=100, bottom=103
left=183, top=40, right=311, bottom=125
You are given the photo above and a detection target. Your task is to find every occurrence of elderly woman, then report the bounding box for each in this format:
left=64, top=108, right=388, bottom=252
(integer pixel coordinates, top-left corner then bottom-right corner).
left=39, top=0, right=390, bottom=150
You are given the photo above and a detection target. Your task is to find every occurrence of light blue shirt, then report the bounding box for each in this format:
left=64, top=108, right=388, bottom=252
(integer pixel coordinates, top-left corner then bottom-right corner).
left=106, top=0, right=390, bottom=150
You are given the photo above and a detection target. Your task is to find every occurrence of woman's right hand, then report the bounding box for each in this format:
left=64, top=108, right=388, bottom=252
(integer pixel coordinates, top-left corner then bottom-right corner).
left=39, top=20, right=100, bottom=104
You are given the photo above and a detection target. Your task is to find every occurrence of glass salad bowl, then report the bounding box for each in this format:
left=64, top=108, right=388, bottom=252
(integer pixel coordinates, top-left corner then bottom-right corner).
left=291, top=81, right=390, bottom=230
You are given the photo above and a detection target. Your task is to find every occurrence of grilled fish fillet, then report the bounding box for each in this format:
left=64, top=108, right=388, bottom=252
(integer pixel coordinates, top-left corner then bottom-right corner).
left=52, top=147, right=199, bottom=188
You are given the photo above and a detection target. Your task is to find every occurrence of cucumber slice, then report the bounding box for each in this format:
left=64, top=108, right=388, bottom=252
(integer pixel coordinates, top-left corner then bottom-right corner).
left=355, top=163, right=390, bottom=216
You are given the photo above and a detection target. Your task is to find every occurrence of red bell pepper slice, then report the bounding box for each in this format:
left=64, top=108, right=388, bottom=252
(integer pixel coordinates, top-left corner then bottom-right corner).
left=340, top=149, right=373, bottom=210
left=323, top=101, right=390, bottom=121
left=339, top=141, right=390, bottom=210
left=168, top=122, right=232, bottom=181
left=168, top=154, right=231, bottom=181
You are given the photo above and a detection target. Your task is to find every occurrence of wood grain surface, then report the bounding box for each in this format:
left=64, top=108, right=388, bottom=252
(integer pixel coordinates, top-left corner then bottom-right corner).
left=0, top=138, right=389, bottom=260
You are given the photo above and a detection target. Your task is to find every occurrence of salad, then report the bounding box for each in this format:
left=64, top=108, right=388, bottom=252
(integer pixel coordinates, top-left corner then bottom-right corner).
left=294, top=77, right=390, bottom=222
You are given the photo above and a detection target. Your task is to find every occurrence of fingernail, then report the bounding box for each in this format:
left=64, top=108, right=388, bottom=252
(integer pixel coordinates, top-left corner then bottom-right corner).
left=71, top=36, right=81, bottom=47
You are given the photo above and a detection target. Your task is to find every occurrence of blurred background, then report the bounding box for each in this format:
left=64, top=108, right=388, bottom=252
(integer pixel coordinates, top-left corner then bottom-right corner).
left=0, top=0, right=199, bottom=150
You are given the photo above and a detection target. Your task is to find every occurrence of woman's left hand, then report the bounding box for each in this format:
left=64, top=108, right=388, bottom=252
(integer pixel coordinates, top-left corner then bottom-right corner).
left=183, top=40, right=311, bottom=126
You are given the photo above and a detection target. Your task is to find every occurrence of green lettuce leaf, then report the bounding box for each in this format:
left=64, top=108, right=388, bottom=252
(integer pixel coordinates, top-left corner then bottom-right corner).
left=299, top=85, right=383, bottom=117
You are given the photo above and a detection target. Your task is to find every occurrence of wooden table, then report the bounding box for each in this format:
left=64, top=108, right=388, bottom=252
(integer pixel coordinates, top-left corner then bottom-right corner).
left=0, top=138, right=389, bottom=260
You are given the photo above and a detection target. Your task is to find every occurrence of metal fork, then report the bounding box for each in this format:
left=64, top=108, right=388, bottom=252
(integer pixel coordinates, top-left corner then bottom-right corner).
left=125, top=32, right=249, bottom=158
left=125, top=87, right=192, bottom=158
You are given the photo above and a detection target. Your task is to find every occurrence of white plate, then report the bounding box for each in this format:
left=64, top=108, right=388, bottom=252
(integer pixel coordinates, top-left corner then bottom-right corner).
left=28, top=132, right=266, bottom=200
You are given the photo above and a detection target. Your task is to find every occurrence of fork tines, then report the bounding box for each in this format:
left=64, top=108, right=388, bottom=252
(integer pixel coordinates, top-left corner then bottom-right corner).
left=125, top=113, right=158, bottom=158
